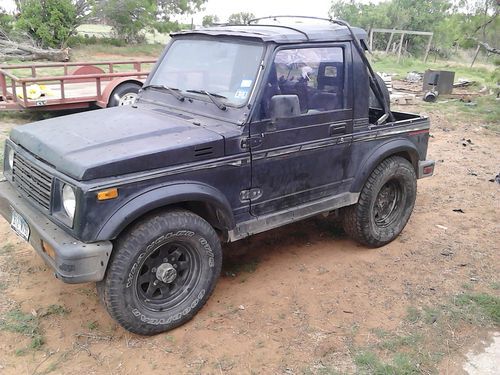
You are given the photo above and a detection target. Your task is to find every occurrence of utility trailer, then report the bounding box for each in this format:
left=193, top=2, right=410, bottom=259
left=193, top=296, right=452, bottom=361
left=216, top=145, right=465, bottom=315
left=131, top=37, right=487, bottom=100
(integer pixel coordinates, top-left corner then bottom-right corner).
left=0, top=59, right=156, bottom=111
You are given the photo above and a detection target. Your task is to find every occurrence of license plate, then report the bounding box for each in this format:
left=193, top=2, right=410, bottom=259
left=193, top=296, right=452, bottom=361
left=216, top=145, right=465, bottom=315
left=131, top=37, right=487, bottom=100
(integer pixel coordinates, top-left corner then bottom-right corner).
left=10, top=209, right=30, bottom=241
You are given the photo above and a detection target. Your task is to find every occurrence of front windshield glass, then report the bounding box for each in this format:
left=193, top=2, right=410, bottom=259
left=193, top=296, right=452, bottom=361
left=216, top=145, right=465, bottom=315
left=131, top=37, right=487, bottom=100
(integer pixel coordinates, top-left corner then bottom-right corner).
left=150, top=39, right=264, bottom=107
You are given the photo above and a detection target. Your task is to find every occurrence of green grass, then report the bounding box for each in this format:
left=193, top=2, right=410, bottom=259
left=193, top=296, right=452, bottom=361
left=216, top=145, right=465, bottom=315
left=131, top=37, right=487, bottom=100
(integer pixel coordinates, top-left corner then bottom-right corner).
left=491, top=282, right=500, bottom=290
left=351, top=292, right=499, bottom=374
left=372, top=54, right=497, bottom=88
left=378, top=333, right=422, bottom=352
left=0, top=308, right=44, bottom=351
left=453, top=293, right=500, bottom=324
left=407, top=93, right=499, bottom=133
left=71, top=43, right=163, bottom=60
left=76, top=23, right=171, bottom=44
left=355, top=351, right=420, bottom=375
left=39, top=304, right=70, bottom=317
left=0, top=242, right=15, bottom=254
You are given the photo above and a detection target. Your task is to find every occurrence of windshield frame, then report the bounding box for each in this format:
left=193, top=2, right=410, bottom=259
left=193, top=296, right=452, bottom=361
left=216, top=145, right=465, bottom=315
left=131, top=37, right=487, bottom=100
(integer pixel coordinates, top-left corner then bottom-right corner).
left=147, top=36, right=266, bottom=110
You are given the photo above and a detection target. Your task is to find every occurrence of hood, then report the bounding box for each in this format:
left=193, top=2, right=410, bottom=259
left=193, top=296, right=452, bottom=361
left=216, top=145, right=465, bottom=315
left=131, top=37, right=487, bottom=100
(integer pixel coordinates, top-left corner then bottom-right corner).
left=10, top=106, right=224, bottom=180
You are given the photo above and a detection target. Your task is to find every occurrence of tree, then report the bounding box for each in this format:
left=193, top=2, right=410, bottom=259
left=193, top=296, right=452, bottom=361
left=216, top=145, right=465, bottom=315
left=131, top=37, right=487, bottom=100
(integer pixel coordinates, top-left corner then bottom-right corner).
left=227, top=12, right=255, bottom=25
left=16, top=0, right=79, bottom=48
left=202, top=14, right=219, bottom=27
left=0, top=8, right=15, bottom=35
left=156, top=0, right=206, bottom=20
left=100, top=0, right=156, bottom=43
left=330, top=1, right=392, bottom=30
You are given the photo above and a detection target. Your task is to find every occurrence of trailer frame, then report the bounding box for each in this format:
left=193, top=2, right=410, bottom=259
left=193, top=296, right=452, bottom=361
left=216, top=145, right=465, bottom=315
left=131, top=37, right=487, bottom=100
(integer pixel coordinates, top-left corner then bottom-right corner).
left=0, top=59, right=156, bottom=111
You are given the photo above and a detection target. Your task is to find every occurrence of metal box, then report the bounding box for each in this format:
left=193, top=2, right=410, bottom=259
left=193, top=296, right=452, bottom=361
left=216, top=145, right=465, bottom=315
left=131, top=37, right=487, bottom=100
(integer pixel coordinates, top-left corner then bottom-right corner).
left=423, top=70, right=455, bottom=94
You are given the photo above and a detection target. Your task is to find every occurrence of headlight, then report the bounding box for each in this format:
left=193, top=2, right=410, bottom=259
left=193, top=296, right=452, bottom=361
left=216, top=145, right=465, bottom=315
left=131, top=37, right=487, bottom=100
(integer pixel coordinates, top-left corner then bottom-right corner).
left=62, top=184, right=76, bottom=221
left=6, top=148, right=14, bottom=170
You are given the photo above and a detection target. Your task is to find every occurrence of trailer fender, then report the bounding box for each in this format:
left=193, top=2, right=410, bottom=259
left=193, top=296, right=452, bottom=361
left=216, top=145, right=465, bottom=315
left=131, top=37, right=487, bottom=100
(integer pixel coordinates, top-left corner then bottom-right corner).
left=98, top=78, right=144, bottom=107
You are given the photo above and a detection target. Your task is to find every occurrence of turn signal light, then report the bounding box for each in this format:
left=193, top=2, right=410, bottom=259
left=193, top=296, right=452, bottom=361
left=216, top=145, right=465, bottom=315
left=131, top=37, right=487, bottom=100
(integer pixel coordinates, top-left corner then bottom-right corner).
left=41, top=241, right=56, bottom=259
left=97, top=188, right=118, bottom=201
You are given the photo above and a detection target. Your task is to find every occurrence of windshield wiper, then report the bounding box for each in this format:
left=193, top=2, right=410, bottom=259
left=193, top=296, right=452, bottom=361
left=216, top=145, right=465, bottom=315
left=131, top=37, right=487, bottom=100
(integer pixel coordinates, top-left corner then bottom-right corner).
left=141, top=84, right=185, bottom=102
left=186, top=89, right=227, bottom=110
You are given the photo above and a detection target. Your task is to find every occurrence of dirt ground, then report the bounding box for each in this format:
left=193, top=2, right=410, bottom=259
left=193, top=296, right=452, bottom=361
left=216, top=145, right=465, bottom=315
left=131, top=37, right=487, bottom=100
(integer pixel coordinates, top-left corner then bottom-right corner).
left=0, top=96, right=498, bottom=374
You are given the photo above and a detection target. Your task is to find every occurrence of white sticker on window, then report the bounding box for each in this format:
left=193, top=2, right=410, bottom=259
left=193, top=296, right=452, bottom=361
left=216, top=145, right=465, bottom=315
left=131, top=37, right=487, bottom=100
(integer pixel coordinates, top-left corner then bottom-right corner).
left=234, top=89, right=248, bottom=99
left=240, top=79, right=252, bottom=88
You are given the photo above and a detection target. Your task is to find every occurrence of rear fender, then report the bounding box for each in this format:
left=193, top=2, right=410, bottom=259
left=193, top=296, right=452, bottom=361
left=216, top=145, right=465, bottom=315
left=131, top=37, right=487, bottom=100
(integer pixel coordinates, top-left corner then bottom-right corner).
left=350, top=138, right=419, bottom=193
left=95, top=182, right=234, bottom=241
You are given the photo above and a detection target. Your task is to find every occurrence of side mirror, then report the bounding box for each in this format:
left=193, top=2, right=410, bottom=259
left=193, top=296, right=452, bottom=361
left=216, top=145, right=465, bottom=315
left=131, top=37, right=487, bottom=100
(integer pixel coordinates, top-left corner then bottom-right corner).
left=269, top=95, right=301, bottom=122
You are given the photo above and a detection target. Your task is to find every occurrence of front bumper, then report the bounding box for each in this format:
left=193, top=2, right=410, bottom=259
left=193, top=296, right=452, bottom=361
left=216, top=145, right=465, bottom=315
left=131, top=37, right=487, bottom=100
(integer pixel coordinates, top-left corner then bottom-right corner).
left=0, top=180, right=112, bottom=283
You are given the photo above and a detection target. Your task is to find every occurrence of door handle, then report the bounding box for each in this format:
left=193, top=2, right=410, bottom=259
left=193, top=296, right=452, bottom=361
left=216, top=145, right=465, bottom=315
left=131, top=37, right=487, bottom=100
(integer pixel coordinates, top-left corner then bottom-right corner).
left=329, top=122, right=347, bottom=136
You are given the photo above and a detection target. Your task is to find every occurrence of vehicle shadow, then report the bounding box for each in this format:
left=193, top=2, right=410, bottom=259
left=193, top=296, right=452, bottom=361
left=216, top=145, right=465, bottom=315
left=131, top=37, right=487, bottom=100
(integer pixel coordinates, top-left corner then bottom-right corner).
left=221, top=214, right=360, bottom=277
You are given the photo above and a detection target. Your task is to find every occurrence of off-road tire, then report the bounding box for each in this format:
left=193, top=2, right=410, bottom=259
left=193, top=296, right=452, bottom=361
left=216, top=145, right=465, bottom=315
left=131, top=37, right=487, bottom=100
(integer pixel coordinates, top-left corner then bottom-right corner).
left=108, top=82, right=141, bottom=107
left=97, top=209, right=222, bottom=335
left=343, top=156, right=416, bottom=247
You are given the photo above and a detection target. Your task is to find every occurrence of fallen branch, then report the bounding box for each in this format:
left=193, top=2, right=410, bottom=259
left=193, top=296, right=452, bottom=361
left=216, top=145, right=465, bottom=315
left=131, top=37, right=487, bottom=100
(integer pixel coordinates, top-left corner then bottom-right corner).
left=0, top=38, right=70, bottom=62
left=475, top=39, right=500, bottom=55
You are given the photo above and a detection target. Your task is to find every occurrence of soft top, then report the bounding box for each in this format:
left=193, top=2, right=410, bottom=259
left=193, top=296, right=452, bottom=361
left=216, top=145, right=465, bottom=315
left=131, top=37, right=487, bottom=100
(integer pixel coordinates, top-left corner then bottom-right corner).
left=171, top=24, right=368, bottom=44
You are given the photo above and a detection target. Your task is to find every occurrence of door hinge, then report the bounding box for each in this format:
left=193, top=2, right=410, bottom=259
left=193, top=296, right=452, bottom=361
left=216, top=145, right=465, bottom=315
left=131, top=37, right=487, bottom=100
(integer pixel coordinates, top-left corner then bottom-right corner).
left=241, top=136, right=263, bottom=149
left=240, top=188, right=263, bottom=202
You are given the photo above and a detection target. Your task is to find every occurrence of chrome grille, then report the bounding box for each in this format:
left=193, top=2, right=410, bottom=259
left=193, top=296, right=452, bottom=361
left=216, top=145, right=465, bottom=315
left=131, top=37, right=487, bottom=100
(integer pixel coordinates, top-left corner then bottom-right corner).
left=12, top=152, right=53, bottom=210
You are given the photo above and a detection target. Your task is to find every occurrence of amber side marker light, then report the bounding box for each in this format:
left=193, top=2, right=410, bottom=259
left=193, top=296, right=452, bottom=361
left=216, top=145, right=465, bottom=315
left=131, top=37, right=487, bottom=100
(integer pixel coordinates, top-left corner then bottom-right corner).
left=97, top=188, right=119, bottom=201
left=41, top=241, right=56, bottom=259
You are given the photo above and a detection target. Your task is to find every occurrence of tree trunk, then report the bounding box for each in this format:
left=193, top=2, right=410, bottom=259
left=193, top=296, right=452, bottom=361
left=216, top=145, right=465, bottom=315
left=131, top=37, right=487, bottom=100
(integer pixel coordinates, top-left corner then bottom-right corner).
left=0, top=39, right=70, bottom=62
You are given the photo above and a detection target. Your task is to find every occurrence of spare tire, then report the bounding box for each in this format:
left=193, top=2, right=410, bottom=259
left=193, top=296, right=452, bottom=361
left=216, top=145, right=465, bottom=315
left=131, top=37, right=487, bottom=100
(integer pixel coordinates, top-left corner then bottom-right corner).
left=369, top=73, right=390, bottom=110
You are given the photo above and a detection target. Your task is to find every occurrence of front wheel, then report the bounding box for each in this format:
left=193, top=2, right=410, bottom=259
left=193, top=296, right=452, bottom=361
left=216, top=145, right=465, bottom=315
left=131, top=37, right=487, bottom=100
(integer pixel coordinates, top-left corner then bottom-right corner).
left=343, top=156, right=417, bottom=247
left=97, top=209, right=222, bottom=335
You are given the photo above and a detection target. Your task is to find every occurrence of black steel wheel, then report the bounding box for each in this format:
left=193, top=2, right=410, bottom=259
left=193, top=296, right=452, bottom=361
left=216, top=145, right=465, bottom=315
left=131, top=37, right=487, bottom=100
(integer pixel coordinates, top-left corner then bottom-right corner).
left=343, top=156, right=417, bottom=247
left=135, top=241, right=201, bottom=311
left=97, top=209, right=222, bottom=335
left=373, top=179, right=404, bottom=228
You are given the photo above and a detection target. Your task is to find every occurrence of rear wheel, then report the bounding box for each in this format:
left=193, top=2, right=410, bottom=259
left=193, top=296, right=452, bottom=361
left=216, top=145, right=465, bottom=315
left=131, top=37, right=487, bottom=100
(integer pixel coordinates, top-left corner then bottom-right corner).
left=108, top=82, right=141, bottom=107
left=97, top=209, right=222, bottom=335
left=343, top=156, right=417, bottom=247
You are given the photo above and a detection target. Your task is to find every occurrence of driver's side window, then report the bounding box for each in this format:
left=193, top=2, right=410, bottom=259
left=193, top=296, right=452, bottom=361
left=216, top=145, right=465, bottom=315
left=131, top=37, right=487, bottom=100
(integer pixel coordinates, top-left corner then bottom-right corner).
left=259, top=46, right=345, bottom=120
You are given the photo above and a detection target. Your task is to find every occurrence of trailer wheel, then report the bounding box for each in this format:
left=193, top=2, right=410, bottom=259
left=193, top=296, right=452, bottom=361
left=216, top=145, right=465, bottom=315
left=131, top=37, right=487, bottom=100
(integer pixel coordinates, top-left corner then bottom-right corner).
left=342, top=156, right=416, bottom=248
left=97, top=209, right=222, bottom=335
left=108, top=82, right=142, bottom=107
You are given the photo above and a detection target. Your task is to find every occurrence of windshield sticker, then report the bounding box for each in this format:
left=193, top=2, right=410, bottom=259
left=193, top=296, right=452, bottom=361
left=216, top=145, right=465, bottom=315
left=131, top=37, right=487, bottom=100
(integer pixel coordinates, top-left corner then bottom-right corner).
left=234, top=89, right=248, bottom=99
left=240, top=79, right=252, bottom=88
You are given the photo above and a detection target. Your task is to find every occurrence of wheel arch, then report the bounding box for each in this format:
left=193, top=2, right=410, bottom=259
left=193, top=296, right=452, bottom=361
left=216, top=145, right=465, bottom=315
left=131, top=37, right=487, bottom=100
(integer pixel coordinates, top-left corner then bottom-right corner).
left=95, top=182, right=235, bottom=241
left=99, top=78, right=144, bottom=108
left=350, top=138, right=419, bottom=193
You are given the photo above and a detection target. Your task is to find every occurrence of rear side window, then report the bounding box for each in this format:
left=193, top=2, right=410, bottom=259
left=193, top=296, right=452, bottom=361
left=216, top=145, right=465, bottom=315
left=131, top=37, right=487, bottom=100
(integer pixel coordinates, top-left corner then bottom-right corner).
left=260, top=47, right=345, bottom=119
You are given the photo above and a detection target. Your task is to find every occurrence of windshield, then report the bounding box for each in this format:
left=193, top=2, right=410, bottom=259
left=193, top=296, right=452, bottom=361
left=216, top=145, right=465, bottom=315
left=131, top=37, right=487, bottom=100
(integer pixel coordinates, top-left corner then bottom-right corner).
left=150, top=39, right=264, bottom=107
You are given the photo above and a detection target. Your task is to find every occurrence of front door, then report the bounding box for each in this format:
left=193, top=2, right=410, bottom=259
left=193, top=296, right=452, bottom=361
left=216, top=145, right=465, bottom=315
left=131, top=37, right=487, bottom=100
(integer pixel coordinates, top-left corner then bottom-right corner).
left=249, top=44, right=354, bottom=216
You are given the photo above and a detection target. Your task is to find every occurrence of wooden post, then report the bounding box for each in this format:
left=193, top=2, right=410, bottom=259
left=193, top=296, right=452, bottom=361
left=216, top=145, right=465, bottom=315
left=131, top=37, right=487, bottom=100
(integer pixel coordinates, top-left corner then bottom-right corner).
left=369, top=29, right=374, bottom=50
left=424, top=34, right=433, bottom=62
left=385, top=30, right=395, bottom=53
left=397, top=33, right=405, bottom=63
left=470, top=44, right=481, bottom=68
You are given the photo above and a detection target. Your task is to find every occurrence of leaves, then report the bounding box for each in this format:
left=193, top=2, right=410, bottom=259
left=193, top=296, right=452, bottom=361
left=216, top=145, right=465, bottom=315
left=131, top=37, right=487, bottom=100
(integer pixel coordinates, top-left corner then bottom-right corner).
left=16, top=0, right=78, bottom=48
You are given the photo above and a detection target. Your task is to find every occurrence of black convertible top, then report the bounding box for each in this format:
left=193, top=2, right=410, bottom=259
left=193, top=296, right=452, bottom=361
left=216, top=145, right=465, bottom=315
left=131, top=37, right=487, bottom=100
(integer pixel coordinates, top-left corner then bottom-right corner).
left=171, top=23, right=368, bottom=44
